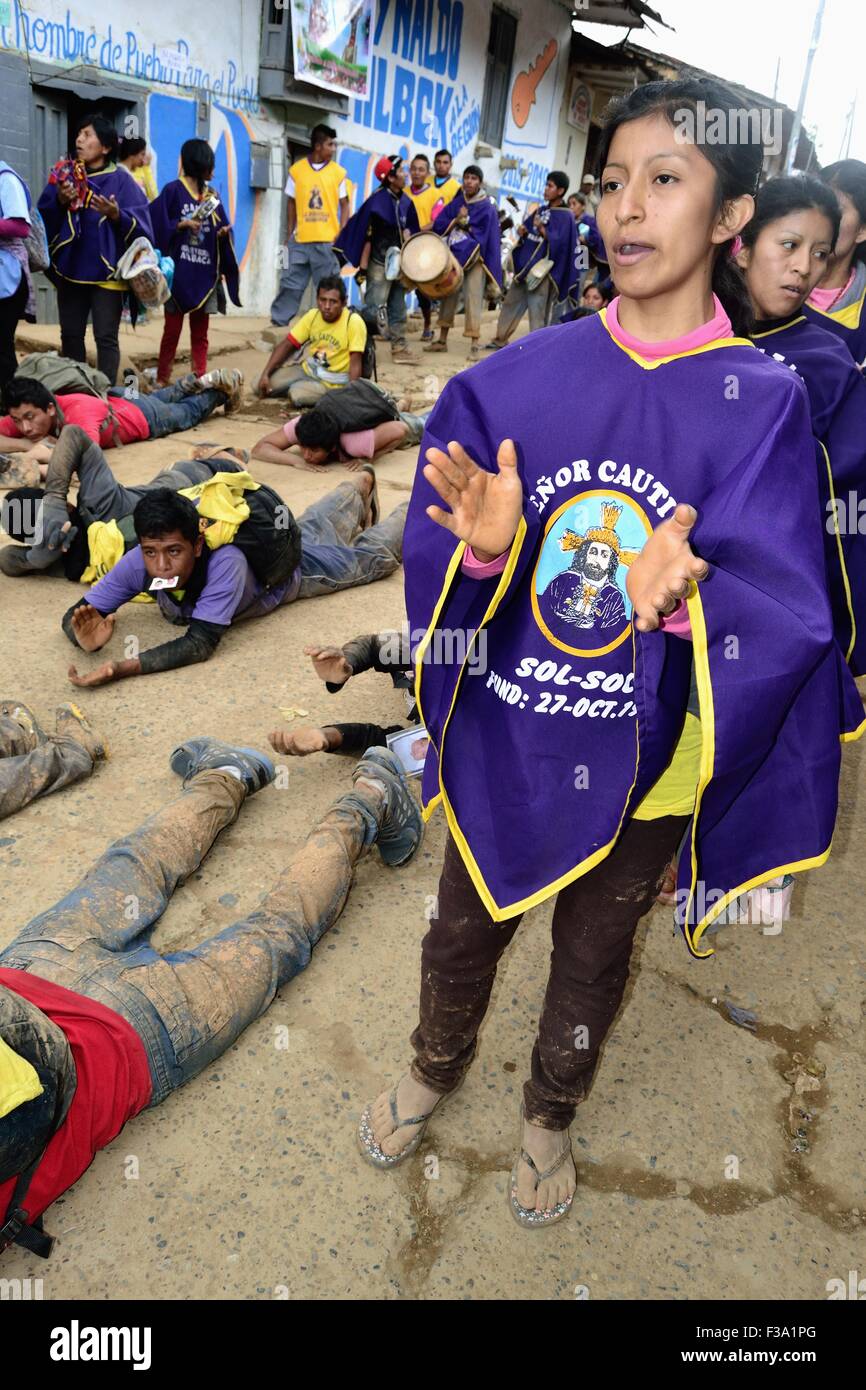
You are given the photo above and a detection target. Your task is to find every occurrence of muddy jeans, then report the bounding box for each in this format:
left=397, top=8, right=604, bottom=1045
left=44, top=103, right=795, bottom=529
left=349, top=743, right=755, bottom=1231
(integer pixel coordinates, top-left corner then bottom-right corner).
left=0, top=769, right=384, bottom=1107
left=297, top=482, right=407, bottom=599
left=410, top=814, right=690, bottom=1130
left=0, top=716, right=94, bottom=821
left=364, top=258, right=408, bottom=346
left=266, top=363, right=330, bottom=407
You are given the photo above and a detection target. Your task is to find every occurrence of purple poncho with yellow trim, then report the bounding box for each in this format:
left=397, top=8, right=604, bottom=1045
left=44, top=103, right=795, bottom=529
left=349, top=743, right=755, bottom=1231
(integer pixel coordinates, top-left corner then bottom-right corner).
left=150, top=179, right=241, bottom=314
left=512, top=203, right=577, bottom=301
left=37, top=165, right=153, bottom=285
left=404, top=311, right=856, bottom=953
left=751, top=313, right=866, bottom=674
left=803, top=264, right=866, bottom=370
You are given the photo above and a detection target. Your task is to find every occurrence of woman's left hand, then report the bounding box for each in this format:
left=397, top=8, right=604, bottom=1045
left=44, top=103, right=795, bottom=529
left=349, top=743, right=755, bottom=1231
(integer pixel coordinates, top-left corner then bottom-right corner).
left=217, top=225, right=232, bottom=238
left=626, top=503, right=709, bottom=632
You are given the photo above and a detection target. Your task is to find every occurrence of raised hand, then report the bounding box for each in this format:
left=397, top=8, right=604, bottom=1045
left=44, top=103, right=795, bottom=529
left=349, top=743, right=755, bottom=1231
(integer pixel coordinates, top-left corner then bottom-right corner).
left=423, top=438, right=523, bottom=562
left=71, top=604, right=116, bottom=653
left=625, top=503, right=709, bottom=632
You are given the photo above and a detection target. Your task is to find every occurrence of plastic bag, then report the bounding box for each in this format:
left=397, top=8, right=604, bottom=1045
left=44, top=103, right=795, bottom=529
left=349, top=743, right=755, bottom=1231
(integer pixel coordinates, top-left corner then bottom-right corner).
left=116, top=236, right=170, bottom=307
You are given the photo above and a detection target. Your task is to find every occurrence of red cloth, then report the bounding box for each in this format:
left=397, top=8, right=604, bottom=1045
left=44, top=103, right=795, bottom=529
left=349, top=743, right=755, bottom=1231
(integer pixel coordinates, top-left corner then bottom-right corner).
left=0, top=392, right=149, bottom=448
left=158, top=308, right=210, bottom=381
left=0, top=968, right=152, bottom=1224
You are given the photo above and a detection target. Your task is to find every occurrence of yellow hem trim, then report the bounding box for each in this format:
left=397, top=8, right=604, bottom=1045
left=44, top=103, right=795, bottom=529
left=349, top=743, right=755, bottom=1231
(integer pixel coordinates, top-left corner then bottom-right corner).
left=841, top=713, right=866, bottom=743
left=683, top=584, right=717, bottom=956
left=598, top=307, right=753, bottom=370
left=818, top=440, right=857, bottom=663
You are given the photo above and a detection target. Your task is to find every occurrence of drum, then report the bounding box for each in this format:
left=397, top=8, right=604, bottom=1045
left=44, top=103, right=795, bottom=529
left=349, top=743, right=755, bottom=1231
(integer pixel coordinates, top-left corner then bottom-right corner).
left=400, top=232, right=464, bottom=298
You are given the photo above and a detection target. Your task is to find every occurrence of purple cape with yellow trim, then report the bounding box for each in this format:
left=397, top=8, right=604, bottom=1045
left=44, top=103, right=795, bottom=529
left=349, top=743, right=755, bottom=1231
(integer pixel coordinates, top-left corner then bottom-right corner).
left=37, top=165, right=153, bottom=284
left=803, top=282, right=866, bottom=369
left=404, top=312, right=855, bottom=951
left=512, top=203, right=577, bottom=301
left=751, top=313, right=866, bottom=675
left=150, top=179, right=241, bottom=313
left=333, top=186, right=419, bottom=269
left=432, top=193, right=503, bottom=286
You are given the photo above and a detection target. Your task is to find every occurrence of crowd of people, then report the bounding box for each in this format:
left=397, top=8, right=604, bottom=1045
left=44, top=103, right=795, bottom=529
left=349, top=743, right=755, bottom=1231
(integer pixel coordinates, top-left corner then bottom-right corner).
left=2, top=78, right=866, bottom=1266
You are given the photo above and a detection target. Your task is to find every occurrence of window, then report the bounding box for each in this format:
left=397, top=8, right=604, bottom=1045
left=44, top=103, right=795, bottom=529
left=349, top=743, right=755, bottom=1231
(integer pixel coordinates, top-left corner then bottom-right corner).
left=480, top=6, right=517, bottom=148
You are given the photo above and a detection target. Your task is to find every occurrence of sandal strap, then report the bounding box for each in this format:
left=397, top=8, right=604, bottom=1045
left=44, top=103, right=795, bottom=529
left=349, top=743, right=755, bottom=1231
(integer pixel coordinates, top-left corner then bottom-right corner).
left=519, top=1142, right=572, bottom=1185
left=387, top=1088, right=434, bottom=1131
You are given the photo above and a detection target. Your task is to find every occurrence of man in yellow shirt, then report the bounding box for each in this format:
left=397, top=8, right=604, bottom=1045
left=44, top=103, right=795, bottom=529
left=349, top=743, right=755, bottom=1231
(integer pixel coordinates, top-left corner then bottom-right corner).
left=270, top=124, right=350, bottom=327
left=405, top=154, right=440, bottom=341
left=257, top=276, right=367, bottom=405
left=430, top=149, right=461, bottom=221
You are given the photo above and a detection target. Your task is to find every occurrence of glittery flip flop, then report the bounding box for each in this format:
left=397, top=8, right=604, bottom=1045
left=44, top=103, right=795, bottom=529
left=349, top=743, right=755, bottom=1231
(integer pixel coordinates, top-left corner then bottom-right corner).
left=509, top=1119, right=575, bottom=1229
left=357, top=1078, right=461, bottom=1170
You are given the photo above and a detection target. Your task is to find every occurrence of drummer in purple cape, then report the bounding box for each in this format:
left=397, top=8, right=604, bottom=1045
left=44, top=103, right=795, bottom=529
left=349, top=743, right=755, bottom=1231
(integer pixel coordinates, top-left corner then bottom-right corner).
left=485, top=171, right=578, bottom=349
left=423, top=165, right=503, bottom=359
left=355, top=78, right=862, bottom=1230
left=736, top=173, right=866, bottom=677
left=333, top=155, right=419, bottom=365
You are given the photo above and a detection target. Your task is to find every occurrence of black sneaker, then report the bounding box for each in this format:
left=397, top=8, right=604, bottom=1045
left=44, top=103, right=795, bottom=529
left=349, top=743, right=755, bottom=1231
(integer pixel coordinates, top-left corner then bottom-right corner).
left=351, top=747, right=423, bottom=866
left=169, top=737, right=275, bottom=794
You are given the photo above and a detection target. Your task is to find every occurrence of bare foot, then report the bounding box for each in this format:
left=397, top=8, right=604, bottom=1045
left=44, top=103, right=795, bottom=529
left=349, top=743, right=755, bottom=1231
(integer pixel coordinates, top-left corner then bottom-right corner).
left=367, top=1073, right=442, bottom=1157
left=514, top=1116, right=576, bottom=1214
left=269, top=725, right=340, bottom=756
left=303, top=645, right=353, bottom=686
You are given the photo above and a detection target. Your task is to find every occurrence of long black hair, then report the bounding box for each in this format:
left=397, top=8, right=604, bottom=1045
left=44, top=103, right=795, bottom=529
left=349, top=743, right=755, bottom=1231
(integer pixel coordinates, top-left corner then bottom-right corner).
left=597, top=78, right=764, bottom=336
left=180, top=138, right=215, bottom=196
left=819, top=159, right=866, bottom=267
left=741, top=174, right=840, bottom=251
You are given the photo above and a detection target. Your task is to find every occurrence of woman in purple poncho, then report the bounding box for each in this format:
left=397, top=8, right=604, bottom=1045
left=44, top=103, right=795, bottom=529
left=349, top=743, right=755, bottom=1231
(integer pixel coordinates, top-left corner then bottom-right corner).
left=37, top=113, right=153, bottom=385
left=356, top=79, right=859, bottom=1230
left=150, top=139, right=240, bottom=386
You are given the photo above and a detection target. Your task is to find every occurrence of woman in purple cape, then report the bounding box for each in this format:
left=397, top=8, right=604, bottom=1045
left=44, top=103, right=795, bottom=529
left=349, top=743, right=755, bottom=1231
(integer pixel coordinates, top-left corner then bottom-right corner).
left=37, top=113, right=153, bottom=385
left=356, top=79, right=860, bottom=1230
left=150, top=139, right=240, bottom=386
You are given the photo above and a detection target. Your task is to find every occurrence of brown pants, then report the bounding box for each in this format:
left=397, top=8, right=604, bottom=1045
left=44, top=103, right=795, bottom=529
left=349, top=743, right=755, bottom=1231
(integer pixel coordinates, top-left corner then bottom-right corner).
left=438, top=261, right=486, bottom=340
left=410, top=814, right=690, bottom=1129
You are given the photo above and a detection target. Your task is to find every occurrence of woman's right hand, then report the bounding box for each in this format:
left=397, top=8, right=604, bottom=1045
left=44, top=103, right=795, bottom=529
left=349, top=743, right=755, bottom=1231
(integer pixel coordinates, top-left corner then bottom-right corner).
left=423, top=438, right=523, bottom=561
left=56, top=181, right=76, bottom=206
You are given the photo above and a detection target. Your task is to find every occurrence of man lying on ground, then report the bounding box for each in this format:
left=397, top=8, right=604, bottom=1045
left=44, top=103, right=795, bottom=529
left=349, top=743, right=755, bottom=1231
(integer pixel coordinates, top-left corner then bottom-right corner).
left=0, top=700, right=105, bottom=822
left=0, top=370, right=243, bottom=480
left=0, top=428, right=249, bottom=579
left=59, top=463, right=406, bottom=688
left=0, top=737, right=421, bottom=1259
left=251, top=378, right=430, bottom=473
left=270, top=629, right=422, bottom=759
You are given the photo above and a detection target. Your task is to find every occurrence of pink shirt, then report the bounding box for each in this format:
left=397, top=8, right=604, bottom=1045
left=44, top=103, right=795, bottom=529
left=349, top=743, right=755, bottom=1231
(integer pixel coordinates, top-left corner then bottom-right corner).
left=282, top=417, right=376, bottom=461
left=461, top=296, right=733, bottom=632
left=808, top=269, right=854, bottom=313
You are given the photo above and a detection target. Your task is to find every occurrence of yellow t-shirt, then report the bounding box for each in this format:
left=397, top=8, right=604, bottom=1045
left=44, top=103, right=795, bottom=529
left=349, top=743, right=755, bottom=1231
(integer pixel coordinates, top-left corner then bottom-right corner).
left=632, top=712, right=702, bottom=820
left=289, top=306, right=367, bottom=379
left=406, top=183, right=440, bottom=229
left=290, top=159, right=347, bottom=243
left=0, top=1035, right=42, bottom=1120
left=429, top=175, right=460, bottom=220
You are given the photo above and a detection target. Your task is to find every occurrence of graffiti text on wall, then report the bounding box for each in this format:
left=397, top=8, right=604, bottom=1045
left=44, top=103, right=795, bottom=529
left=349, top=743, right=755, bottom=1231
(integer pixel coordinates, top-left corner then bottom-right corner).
left=0, top=5, right=259, bottom=113
left=351, top=0, right=478, bottom=157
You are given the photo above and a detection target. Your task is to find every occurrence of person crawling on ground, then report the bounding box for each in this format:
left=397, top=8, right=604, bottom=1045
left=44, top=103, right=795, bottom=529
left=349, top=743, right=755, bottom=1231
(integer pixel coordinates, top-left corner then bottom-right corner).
left=250, top=377, right=430, bottom=474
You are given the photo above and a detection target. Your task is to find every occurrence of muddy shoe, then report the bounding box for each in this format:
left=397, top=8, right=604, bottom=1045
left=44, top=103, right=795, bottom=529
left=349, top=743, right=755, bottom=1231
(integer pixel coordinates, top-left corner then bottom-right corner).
left=169, top=737, right=274, bottom=794
left=0, top=456, right=42, bottom=489
left=187, top=442, right=251, bottom=466
left=0, top=701, right=47, bottom=748
left=55, top=703, right=107, bottom=762
left=176, top=372, right=201, bottom=395
left=198, top=368, right=244, bottom=413
left=352, top=747, right=423, bottom=866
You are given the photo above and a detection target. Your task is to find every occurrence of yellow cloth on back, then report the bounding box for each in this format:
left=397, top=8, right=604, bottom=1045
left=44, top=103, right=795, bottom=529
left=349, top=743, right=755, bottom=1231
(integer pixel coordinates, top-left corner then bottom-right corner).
left=0, top=1035, right=43, bottom=1120
left=178, top=469, right=260, bottom=548
left=81, top=520, right=154, bottom=602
